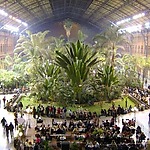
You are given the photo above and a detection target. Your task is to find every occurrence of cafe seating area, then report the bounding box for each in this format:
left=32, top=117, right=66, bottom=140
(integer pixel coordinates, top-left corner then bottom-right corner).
left=22, top=115, right=146, bottom=150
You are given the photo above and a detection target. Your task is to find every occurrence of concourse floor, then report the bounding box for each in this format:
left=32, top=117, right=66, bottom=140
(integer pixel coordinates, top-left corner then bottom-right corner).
left=0, top=94, right=150, bottom=150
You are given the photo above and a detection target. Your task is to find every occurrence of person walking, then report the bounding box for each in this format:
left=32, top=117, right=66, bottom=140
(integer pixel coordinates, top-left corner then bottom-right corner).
left=9, top=122, right=14, bottom=138
left=1, top=117, right=7, bottom=128
left=5, top=123, right=9, bottom=139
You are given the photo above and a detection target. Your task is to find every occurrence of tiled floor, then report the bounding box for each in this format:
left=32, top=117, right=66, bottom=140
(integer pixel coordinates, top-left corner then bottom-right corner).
left=0, top=94, right=150, bottom=149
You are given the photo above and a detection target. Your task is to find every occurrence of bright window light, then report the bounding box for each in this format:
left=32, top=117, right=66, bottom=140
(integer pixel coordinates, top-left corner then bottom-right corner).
left=145, top=22, right=150, bottom=29
left=3, top=25, right=19, bottom=32
left=22, top=22, right=28, bottom=27
left=9, top=15, right=13, bottom=19
left=116, top=18, right=131, bottom=25
left=0, top=9, right=8, bottom=17
left=132, top=13, right=145, bottom=20
left=15, top=18, right=22, bottom=24
left=124, top=25, right=142, bottom=33
left=0, top=10, right=28, bottom=27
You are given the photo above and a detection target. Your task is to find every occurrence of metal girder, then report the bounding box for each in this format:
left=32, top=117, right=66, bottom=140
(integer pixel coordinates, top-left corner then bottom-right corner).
left=36, top=0, right=47, bottom=17
left=96, top=0, right=136, bottom=23
left=16, top=0, right=39, bottom=21
left=88, top=0, right=110, bottom=19
left=49, top=0, right=93, bottom=15
left=25, top=11, right=101, bottom=34
left=135, top=0, right=150, bottom=10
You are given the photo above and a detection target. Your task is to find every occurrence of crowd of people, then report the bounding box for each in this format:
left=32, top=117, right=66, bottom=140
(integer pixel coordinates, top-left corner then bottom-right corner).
left=127, top=87, right=150, bottom=107
left=21, top=113, right=148, bottom=150
left=0, top=85, right=150, bottom=150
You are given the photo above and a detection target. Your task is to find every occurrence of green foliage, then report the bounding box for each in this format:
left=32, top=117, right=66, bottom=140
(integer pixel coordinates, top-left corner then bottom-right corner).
left=96, top=65, right=119, bottom=101
left=56, top=40, right=99, bottom=103
left=70, top=142, right=79, bottom=150
left=92, top=128, right=104, bottom=136
left=30, top=61, right=60, bottom=101
left=0, top=28, right=145, bottom=106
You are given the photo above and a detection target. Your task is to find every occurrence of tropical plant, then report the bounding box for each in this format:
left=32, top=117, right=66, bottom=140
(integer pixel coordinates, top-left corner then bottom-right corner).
left=133, top=55, right=150, bottom=86
left=30, top=60, right=60, bottom=101
left=114, top=54, right=142, bottom=88
left=14, top=30, right=52, bottom=76
left=56, top=40, right=99, bottom=103
left=93, top=25, right=129, bottom=66
left=96, top=65, right=119, bottom=102
left=70, top=142, right=79, bottom=150
left=77, top=30, right=88, bottom=42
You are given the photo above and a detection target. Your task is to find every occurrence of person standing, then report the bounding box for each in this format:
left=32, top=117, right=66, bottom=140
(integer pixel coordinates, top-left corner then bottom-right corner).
left=146, top=138, right=150, bottom=150
left=14, top=117, right=18, bottom=129
left=33, top=107, right=36, bottom=118
left=3, top=96, right=6, bottom=108
left=149, top=113, right=150, bottom=124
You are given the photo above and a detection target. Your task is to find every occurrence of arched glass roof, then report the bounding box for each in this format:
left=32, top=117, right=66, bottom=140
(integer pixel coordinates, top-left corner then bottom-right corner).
left=0, top=0, right=149, bottom=33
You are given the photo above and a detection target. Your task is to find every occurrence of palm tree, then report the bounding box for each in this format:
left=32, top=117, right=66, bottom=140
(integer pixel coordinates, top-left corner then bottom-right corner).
left=133, top=55, right=150, bottom=86
left=31, top=60, right=60, bottom=101
left=116, top=54, right=142, bottom=88
left=96, top=64, right=119, bottom=102
left=13, top=31, right=64, bottom=101
left=93, top=25, right=129, bottom=66
left=56, top=40, right=99, bottom=103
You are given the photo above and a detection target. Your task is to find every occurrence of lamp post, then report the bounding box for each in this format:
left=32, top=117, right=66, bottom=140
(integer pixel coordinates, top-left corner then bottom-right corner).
left=133, top=107, right=138, bottom=144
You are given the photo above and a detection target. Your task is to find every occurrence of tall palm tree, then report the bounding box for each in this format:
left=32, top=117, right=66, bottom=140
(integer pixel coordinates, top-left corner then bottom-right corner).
left=93, top=25, right=129, bottom=66
left=31, top=59, right=60, bottom=101
left=96, top=64, right=119, bottom=102
left=134, top=55, right=150, bottom=86
left=56, top=40, right=99, bottom=103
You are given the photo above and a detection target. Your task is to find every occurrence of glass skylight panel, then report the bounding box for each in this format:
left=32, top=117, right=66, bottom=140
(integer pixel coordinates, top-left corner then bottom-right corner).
left=132, top=13, right=145, bottom=20
left=0, top=8, right=29, bottom=28
left=116, top=18, right=131, bottom=25
left=3, top=25, right=19, bottom=32
left=145, top=22, right=150, bottom=29
left=124, top=24, right=142, bottom=33
left=0, top=9, right=8, bottom=17
left=22, top=22, right=28, bottom=27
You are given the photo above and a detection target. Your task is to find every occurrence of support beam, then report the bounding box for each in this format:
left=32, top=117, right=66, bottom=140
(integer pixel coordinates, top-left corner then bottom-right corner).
left=36, top=0, right=47, bottom=17
left=96, top=0, right=135, bottom=23
left=88, top=0, right=110, bottom=19
left=135, top=0, right=149, bottom=10
left=16, top=0, right=39, bottom=21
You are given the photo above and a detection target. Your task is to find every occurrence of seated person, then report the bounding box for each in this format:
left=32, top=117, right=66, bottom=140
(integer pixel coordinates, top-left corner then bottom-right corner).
left=36, top=117, right=43, bottom=123
left=56, top=127, right=64, bottom=134
left=52, top=118, right=57, bottom=126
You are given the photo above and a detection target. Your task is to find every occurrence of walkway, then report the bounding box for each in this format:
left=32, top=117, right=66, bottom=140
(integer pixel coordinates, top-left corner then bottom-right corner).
left=0, top=94, right=150, bottom=149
